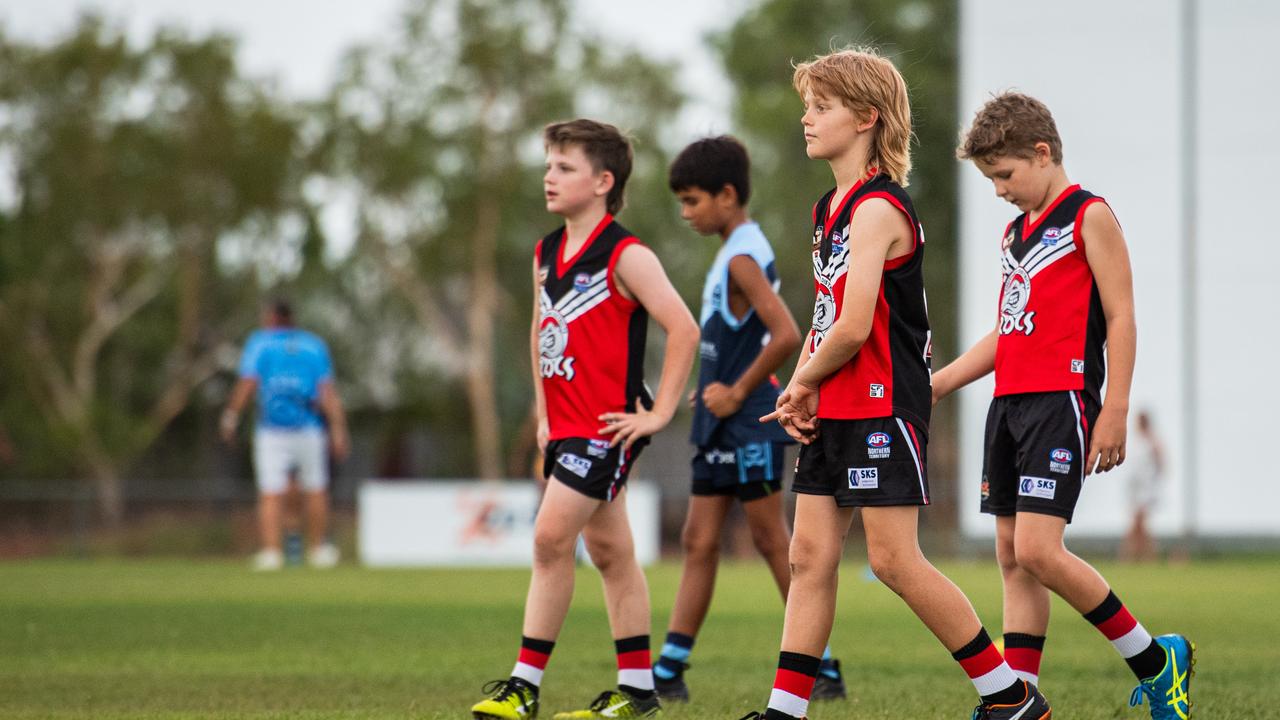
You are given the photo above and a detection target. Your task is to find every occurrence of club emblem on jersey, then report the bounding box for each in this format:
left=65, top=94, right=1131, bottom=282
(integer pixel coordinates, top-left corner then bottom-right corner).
left=1002, top=230, right=1016, bottom=251
left=999, top=266, right=1036, bottom=336
left=538, top=309, right=576, bottom=380
left=866, top=431, right=892, bottom=459
left=573, top=272, right=592, bottom=292
left=809, top=284, right=836, bottom=352
left=537, top=267, right=549, bottom=285
left=1041, top=227, right=1062, bottom=246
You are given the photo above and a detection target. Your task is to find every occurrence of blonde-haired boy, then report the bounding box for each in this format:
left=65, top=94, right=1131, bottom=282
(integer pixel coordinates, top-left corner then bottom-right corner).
left=746, top=49, right=1050, bottom=720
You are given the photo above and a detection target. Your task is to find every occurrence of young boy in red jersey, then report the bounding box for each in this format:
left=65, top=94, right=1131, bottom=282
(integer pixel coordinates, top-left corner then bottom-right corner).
left=745, top=49, right=1050, bottom=720
left=471, top=119, right=699, bottom=720
left=652, top=136, right=845, bottom=703
left=934, top=92, right=1192, bottom=719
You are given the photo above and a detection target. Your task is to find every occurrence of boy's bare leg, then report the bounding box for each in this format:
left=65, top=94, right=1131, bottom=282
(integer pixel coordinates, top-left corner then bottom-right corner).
left=521, top=478, right=602, bottom=640
left=666, top=495, right=734, bottom=636
left=582, top=486, right=651, bottom=640
left=257, top=493, right=283, bottom=552
left=778, top=495, right=855, bottom=656
left=861, top=505, right=985, bottom=651
left=1011, top=512, right=1111, bottom=612
left=742, top=492, right=793, bottom=598
left=304, top=490, right=329, bottom=549
left=995, top=515, right=1051, bottom=634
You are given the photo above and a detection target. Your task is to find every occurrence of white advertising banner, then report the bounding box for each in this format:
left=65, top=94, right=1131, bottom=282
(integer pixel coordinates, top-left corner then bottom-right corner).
left=358, top=480, right=661, bottom=567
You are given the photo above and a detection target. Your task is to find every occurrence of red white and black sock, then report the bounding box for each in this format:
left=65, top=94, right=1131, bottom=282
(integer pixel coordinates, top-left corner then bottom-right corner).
left=510, top=635, right=554, bottom=689
left=952, top=629, right=1025, bottom=705
left=764, top=651, right=820, bottom=719
left=1003, top=632, right=1046, bottom=686
left=1083, top=590, right=1166, bottom=679
left=615, top=635, right=655, bottom=696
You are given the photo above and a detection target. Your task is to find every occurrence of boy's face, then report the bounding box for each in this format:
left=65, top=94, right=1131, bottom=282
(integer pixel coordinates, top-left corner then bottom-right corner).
left=544, top=143, right=611, bottom=217
left=973, top=146, right=1055, bottom=213
left=801, top=89, right=861, bottom=161
left=674, top=186, right=736, bottom=236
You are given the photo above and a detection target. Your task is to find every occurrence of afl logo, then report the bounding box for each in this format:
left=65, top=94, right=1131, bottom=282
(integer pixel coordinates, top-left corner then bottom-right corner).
left=538, top=309, right=575, bottom=380
left=1050, top=448, right=1073, bottom=463
left=866, top=432, right=893, bottom=449
left=573, top=272, right=592, bottom=292
left=1041, top=227, right=1062, bottom=246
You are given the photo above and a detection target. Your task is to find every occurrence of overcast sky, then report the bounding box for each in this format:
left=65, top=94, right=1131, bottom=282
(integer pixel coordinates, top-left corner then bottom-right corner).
left=0, top=0, right=746, bottom=136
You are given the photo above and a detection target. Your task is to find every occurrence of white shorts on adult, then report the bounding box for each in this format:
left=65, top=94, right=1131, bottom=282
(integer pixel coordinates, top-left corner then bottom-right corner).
left=253, top=427, right=328, bottom=495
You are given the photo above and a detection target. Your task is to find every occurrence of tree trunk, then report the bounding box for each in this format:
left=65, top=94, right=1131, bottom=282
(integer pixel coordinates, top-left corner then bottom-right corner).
left=466, top=182, right=503, bottom=480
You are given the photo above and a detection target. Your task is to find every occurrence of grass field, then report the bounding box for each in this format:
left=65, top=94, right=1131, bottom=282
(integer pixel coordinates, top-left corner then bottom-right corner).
left=2, top=557, right=1276, bottom=719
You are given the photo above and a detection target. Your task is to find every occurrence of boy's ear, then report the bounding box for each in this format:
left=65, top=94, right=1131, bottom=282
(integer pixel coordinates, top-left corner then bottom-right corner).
left=595, top=169, right=615, bottom=197
left=716, top=183, right=740, bottom=206
left=856, top=107, right=880, bottom=133
left=1034, top=142, right=1054, bottom=166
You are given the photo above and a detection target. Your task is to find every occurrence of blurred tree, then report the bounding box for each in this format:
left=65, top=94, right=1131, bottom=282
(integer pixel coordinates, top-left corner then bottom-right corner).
left=0, top=18, right=301, bottom=525
left=317, top=0, right=684, bottom=478
left=713, top=0, right=959, bottom=363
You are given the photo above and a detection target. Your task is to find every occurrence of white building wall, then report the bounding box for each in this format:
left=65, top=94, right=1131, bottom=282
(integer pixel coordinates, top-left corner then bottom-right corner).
left=957, top=0, right=1280, bottom=538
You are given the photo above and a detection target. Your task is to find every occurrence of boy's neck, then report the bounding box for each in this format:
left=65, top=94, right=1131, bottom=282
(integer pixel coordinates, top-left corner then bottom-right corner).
left=828, top=144, right=876, bottom=200
left=562, top=204, right=609, bottom=246
left=1029, top=168, right=1073, bottom=222
left=718, top=207, right=751, bottom=242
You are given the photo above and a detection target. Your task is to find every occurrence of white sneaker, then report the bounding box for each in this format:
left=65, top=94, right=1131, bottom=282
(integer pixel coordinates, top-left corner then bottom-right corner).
left=252, top=548, right=284, bottom=571
left=308, top=543, right=339, bottom=569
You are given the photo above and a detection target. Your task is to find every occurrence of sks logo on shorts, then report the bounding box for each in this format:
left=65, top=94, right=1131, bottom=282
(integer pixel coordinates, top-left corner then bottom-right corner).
left=999, top=266, right=1036, bottom=336
left=848, top=467, right=879, bottom=489
left=557, top=453, right=593, bottom=479
left=1019, top=476, right=1057, bottom=500
left=866, top=431, right=892, bottom=459
left=809, top=283, right=836, bottom=352
left=1040, top=227, right=1062, bottom=246
left=538, top=308, right=576, bottom=380
left=1049, top=448, right=1073, bottom=474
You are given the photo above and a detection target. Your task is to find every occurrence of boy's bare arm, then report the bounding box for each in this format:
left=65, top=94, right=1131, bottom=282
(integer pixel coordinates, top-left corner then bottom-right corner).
left=220, top=378, right=257, bottom=443
left=319, top=382, right=350, bottom=460
left=601, top=244, right=698, bottom=449
left=931, top=326, right=998, bottom=405
left=1083, top=201, right=1137, bottom=475
left=792, top=199, right=905, bottom=389
left=701, top=255, right=802, bottom=418
left=529, top=257, right=549, bottom=452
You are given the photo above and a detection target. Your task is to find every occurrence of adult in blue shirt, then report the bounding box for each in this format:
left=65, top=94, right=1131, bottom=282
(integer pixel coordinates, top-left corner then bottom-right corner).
left=221, top=299, right=349, bottom=570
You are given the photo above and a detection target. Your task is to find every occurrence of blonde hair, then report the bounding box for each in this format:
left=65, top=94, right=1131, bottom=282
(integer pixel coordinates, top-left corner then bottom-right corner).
left=793, top=47, right=913, bottom=186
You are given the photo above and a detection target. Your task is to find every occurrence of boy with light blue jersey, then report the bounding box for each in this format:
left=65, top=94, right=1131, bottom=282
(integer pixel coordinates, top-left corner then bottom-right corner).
left=653, top=136, right=846, bottom=704
left=221, top=299, right=349, bottom=570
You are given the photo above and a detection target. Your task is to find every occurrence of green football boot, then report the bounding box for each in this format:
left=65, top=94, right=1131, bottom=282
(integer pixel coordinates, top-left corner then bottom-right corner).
left=551, top=688, right=661, bottom=718
left=472, top=677, right=539, bottom=719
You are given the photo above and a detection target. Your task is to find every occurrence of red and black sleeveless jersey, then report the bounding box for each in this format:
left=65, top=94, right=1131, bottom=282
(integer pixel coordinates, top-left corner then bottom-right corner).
left=808, top=172, right=932, bottom=433
left=994, top=185, right=1107, bottom=404
left=535, top=213, right=651, bottom=441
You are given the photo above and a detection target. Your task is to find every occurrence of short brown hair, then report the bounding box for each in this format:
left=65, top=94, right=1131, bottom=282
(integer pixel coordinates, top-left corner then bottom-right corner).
left=957, top=92, right=1063, bottom=164
left=543, top=119, right=633, bottom=215
left=792, top=47, right=913, bottom=186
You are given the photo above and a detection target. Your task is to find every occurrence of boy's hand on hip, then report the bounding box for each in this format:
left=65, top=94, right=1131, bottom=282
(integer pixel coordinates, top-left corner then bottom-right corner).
left=598, top=405, right=667, bottom=450
left=1086, top=405, right=1127, bottom=475
left=702, top=381, right=744, bottom=419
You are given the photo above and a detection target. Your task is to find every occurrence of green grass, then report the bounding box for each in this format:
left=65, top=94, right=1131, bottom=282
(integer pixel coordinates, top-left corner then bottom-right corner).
left=1, top=557, right=1275, bottom=718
